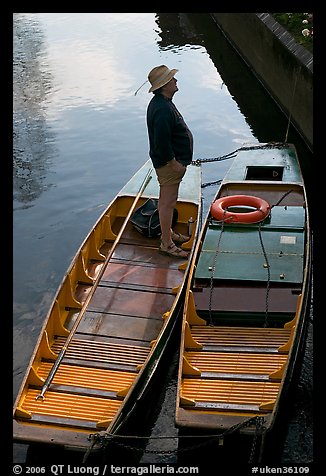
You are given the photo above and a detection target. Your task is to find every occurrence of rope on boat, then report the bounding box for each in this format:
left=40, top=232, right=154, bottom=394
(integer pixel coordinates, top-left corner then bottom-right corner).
left=258, top=221, right=271, bottom=328
left=258, top=189, right=295, bottom=327
left=208, top=209, right=227, bottom=326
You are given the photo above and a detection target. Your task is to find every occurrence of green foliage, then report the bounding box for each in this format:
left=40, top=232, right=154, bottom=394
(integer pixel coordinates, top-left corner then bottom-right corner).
left=272, top=13, right=313, bottom=53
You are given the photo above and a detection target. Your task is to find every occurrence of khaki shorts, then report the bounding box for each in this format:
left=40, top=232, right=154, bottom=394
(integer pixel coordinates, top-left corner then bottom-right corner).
left=156, top=161, right=186, bottom=186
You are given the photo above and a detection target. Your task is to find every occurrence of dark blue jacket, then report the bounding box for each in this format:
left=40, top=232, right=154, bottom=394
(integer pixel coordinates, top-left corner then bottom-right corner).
left=147, top=94, right=193, bottom=169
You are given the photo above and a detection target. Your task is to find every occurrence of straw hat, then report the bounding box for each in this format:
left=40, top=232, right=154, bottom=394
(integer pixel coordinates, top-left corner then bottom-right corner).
left=148, top=65, right=178, bottom=93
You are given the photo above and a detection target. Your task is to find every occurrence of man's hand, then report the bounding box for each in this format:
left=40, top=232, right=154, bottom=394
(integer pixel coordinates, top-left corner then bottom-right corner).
left=170, top=158, right=186, bottom=172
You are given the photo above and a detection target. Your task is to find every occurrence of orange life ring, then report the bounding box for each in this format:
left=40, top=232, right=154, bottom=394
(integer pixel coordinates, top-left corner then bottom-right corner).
left=210, top=195, right=271, bottom=224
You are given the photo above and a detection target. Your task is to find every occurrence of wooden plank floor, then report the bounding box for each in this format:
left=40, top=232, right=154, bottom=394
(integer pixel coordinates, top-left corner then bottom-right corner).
left=191, top=326, right=292, bottom=353
left=180, top=322, right=290, bottom=415
left=19, top=223, right=186, bottom=430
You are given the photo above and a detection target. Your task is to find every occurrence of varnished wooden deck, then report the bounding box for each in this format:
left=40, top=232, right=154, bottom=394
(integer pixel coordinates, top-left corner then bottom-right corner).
left=13, top=161, right=202, bottom=450
left=16, top=222, right=188, bottom=431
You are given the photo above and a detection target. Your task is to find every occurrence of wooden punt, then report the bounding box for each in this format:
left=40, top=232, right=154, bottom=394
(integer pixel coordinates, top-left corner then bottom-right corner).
left=13, top=160, right=201, bottom=454
left=175, top=143, right=312, bottom=450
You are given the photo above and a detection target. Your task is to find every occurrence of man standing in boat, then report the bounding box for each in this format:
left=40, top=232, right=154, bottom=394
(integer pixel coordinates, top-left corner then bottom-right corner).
left=146, top=65, right=193, bottom=258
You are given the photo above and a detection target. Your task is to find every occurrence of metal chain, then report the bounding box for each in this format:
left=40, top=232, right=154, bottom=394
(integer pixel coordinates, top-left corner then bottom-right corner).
left=197, top=142, right=290, bottom=188
left=109, top=436, right=210, bottom=456
left=194, top=142, right=289, bottom=166
left=248, top=417, right=266, bottom=464
left=85, top=415, right=265, bottom=459
left=201, top=179, right=222, bottom=189
left=194, top=151, right=237, bottom=165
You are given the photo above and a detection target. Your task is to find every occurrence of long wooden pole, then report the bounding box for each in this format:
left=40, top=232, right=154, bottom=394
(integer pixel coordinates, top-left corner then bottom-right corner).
left=36, top=167, right=153, bottom=400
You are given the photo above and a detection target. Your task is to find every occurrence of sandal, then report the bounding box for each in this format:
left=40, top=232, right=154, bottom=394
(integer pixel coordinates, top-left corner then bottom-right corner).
left=159, top=242, right=189, bottom=259
left=171, top=230, right=189, bottom=244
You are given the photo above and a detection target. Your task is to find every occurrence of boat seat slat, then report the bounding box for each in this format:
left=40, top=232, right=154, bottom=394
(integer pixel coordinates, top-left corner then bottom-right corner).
left=37, top=362, right=136, bottom=393
left=53, top=336, right=150, bottom=351
left=47, top=384, right=124, bottom=399
left=19, top=389, right=122, bottom=428
left=50, top=337, right=150, bottom=371
left=185, top=351, right=287, bottom=376
left=58, top=358, right=139, bottom=372
left=52, top=337, right=149, bottom=360
left=28, top=414, right=99, bottom=430
left=191, top=402, right=261, bottom=412
left=190, top=326, right=291, bottom=349
left=191, top=371, right=270, bottom=381
left=200, top=345, right=281, bottom=353
left=181, top=378, right=280, bottom=411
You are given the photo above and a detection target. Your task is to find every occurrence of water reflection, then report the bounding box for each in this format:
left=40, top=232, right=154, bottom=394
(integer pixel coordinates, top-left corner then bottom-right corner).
left=154, top=13, right=258, bottom=156
left=38, top=13, right=158, bottom=113
left=155, top=13, right=312, bottom=200
left=13, top=14, right=57, bottom=208
left=156, top=14, right=300, bottom=144
left=155, top=12, right=204, bottom=50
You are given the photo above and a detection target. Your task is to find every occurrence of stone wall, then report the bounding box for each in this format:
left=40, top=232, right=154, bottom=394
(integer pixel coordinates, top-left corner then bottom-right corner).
left=210, top=13, right=313, bottom=151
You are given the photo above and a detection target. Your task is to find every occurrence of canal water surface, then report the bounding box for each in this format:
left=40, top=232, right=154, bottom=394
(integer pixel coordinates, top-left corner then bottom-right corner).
left=13, top=12, right=313, bottom=468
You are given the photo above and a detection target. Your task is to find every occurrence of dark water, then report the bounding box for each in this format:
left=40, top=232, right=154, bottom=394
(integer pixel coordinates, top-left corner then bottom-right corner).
left=13, top=12, right=313, bottom=469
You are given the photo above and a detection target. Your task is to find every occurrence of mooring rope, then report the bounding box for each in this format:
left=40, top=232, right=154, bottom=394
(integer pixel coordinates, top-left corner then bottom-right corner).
left=258, top=189, right=295, bottom=327
left=208, top=210, right=227, bottom=325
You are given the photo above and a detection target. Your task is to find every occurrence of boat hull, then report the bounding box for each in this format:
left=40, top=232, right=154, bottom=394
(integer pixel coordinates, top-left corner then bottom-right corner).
left=175, top=144, right=312, bottom=447
left=13, top=160, right=202, bottom=453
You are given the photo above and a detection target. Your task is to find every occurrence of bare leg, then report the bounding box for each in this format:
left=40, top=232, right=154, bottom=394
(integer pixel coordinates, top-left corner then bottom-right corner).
left=158, top=183, right=179, bottom=247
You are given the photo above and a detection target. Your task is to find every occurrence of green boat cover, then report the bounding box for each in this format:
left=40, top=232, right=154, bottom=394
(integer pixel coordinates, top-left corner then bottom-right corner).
left=195, top=206, right=305, bottom=284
